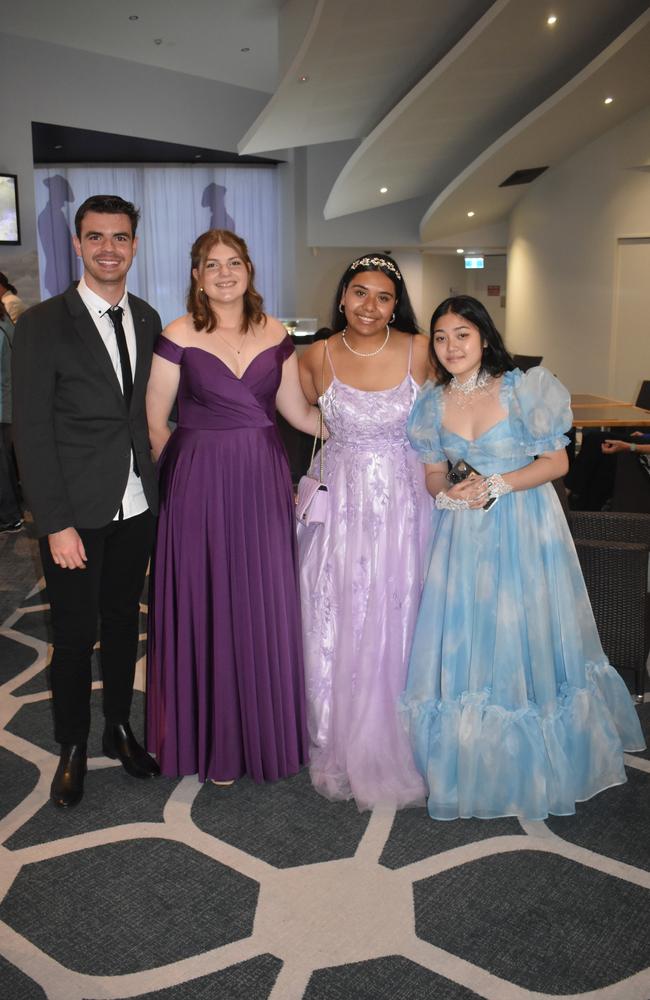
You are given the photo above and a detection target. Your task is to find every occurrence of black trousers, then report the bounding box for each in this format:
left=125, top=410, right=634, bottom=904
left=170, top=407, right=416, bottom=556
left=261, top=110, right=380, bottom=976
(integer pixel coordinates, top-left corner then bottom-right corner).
left=565, top=430, right=631, bottom=510
left=39, top=509, right=155, bottom=744
left=0, top=423, right=21, bottom=525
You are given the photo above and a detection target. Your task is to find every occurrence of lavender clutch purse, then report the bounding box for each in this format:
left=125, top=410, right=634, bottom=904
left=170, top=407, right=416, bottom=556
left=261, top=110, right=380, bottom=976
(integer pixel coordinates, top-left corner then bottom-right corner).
left=296, top=478, right=328, bottom=525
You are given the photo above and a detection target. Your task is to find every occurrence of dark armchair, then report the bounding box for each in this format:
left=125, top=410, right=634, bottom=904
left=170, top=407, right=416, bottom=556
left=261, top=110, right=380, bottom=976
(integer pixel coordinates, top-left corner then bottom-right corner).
left=611, top=452, right=650, bottom=514
left=512, top=354, right=543, bottom=372
left=635, top=380, right=650, bottom=411
left=569, top=511, right=650, bottom=699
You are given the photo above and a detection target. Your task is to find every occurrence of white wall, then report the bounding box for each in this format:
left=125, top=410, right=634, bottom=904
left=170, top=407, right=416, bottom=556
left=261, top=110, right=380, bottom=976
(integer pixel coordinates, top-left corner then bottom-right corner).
left=0, top=32, right=269, bottom=269
left=422, top=254, right=468, bottom=328
left=465, top=255, right=508, bottom=340
left=506, top=104, right=650, bottom=395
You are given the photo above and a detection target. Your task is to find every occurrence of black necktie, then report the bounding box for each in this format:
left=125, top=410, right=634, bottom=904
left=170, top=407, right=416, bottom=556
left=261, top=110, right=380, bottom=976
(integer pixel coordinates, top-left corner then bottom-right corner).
left=107, top=305, right=139, bottom=477
left=107, top=305, right=133, bottom=408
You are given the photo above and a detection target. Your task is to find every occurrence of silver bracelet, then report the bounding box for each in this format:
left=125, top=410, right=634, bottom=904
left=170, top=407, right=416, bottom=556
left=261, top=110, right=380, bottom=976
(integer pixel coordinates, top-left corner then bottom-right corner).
left=436, top=491, right=470, bottom=511
left=484, top=474, right=513, bottom=499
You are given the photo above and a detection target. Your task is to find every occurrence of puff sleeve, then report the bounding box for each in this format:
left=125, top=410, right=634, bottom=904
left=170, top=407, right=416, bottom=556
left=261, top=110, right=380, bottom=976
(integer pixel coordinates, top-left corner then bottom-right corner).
left=509, top=367, right=572, bottom=455
left=406, top=382, right=447, bottom=463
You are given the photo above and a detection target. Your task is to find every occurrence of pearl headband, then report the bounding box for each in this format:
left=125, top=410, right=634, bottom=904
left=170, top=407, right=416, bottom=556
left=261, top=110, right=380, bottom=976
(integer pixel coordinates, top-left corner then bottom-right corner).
left=348, top=256, right=402, bottom=281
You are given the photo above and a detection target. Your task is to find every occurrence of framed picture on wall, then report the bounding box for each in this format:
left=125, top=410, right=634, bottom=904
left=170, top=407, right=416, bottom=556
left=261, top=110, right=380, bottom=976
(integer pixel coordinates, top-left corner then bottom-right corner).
left=0, top=174, right=21, bottom=245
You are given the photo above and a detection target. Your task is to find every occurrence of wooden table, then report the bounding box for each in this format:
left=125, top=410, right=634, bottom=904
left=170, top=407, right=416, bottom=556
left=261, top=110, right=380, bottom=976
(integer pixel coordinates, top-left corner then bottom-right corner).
left=570, top=394, right=628, bottom=407
left=571, top=403, right=650, bottom=428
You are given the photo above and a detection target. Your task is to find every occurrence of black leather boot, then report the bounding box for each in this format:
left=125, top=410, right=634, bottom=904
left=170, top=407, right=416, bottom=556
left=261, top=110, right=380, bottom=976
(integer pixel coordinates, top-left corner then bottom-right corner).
left=102, top=722, right=161, bottom=778
left=51, top=743, right=87, bottom=808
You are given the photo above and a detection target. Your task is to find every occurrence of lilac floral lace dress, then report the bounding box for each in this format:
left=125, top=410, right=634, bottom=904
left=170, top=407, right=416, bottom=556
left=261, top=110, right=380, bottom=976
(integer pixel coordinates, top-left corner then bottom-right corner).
left=298, top=339, right=435, bottom=810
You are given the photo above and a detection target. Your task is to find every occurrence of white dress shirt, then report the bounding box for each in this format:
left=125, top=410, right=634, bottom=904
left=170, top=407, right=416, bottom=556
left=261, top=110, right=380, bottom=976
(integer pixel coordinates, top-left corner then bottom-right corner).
left=77, top=276, right=148, bottom=520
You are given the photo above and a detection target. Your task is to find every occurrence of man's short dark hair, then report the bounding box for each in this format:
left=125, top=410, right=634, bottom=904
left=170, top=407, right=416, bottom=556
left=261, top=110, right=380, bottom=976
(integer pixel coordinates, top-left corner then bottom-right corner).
left=74, top=195, right=140, bottom=238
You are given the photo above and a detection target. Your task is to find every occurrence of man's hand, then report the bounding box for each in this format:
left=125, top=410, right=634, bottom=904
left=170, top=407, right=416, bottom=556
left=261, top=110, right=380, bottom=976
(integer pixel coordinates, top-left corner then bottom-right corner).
left=48, top=527, right=87, bottom=570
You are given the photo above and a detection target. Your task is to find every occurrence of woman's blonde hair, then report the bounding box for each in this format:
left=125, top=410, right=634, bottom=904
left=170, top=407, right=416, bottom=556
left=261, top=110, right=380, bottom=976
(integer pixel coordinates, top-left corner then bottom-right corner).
left=187, top=229, right=265, bottom=333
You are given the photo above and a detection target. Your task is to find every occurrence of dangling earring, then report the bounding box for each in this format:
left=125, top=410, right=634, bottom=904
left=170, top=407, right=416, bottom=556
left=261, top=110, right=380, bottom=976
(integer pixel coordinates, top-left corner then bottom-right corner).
left=390, top=312, right=396, bottom=324
left=338, top=303, right=345, bottom=314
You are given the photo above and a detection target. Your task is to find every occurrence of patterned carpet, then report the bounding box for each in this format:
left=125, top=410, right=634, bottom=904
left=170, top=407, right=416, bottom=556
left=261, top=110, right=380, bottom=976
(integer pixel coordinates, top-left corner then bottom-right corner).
left=1, top=526, right=649, bottom=1000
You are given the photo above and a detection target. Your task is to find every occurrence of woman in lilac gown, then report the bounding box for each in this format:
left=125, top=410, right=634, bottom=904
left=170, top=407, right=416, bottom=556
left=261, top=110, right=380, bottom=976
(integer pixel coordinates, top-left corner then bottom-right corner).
left=145, top=230, right=322, bottom=784
left=298, top=255, right=435, bottom=810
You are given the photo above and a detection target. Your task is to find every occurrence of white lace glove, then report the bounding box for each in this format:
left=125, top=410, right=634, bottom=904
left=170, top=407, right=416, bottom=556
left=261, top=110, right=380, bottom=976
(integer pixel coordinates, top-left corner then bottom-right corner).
left=435, top=491, right=470, bottom=511
left=484, top=474, right=513, bottom=499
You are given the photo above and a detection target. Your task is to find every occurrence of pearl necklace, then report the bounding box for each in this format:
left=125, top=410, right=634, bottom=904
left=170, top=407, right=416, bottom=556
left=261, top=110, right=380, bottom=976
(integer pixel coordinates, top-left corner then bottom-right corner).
left=341, top=325, right=390, bottom=357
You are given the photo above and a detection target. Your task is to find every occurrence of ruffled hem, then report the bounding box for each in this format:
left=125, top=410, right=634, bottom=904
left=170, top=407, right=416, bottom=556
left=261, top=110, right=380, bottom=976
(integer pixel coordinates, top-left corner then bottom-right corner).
left=399, top=661, right=645, bottom=822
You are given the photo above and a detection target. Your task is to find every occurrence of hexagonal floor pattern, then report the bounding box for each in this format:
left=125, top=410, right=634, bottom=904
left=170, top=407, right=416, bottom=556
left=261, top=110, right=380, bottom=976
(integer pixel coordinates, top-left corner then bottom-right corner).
left=1, top=531, right=649, bottom=999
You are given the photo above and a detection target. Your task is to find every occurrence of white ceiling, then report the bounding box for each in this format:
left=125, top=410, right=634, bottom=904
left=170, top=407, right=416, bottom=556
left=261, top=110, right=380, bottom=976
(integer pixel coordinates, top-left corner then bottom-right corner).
left=238, top=0, right=494, bottom=154
left=2, top=0, right=284, bottom=93
left=419, top=13, right=650, bottom=244
left=4, top=0, right=650, bottom=250
left=323, top=0, right=649, bottom=220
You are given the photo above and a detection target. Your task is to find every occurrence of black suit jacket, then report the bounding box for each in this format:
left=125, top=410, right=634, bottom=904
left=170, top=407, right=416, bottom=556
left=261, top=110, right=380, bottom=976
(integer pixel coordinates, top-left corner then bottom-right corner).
left=12, top=284, right=161, bottom=537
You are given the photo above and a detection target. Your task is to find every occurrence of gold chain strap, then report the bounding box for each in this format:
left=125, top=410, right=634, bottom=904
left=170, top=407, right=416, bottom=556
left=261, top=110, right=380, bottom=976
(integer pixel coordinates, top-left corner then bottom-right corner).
left=307, top=342, right=326, bottom=484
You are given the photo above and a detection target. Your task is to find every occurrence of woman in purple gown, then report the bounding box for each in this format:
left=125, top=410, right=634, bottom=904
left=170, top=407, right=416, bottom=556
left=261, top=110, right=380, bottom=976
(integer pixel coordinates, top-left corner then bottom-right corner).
left=298, top=255, right=435, bottom=810
left=145, top=230, right=321, bottom=784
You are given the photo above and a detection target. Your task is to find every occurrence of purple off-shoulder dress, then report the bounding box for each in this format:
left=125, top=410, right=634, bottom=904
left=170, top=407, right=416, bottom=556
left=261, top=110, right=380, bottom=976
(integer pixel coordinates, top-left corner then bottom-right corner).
left=146, top=333, right=308, bottom=783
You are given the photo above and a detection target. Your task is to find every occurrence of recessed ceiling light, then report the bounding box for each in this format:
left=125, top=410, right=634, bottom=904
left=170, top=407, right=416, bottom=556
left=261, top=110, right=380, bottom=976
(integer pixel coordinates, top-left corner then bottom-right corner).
left=154, top=38, right=163, bottom=45
left=546, top=15, right=557, bottom=26
left=298, top=74, right=309, bottom=83
left=456, top=248, right=464, bottom=254
left=467, top=210, right=475, bottom=217
left=604, top=96, right=614, bottom=105
left=128, top=14, right=139, bottom=20
left=194, top=153, right=202, bottom=159
left=379, top=186, right=388, bottom=194
left=54, top=144, right=63, bottom=150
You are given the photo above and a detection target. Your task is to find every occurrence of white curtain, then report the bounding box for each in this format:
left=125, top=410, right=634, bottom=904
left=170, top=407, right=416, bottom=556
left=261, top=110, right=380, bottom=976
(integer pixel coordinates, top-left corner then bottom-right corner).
left=34, top=165, right=280, bottom=325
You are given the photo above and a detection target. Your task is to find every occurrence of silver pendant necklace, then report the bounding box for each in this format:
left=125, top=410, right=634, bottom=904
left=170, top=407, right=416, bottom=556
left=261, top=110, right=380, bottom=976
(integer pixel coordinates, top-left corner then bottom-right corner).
left=341, top=325, right=390, bottom=357
left=215, top=327, right=247, bottom=355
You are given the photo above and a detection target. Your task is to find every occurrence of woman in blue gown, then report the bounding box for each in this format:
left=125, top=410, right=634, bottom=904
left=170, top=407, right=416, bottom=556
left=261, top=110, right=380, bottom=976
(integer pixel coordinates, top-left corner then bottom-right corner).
left=402, top=295, right=645, bottom=821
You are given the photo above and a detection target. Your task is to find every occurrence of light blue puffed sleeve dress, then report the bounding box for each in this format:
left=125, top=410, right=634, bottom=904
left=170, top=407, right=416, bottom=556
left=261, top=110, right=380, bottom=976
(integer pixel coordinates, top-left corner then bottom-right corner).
left=401, top=367, right=645, bottom=821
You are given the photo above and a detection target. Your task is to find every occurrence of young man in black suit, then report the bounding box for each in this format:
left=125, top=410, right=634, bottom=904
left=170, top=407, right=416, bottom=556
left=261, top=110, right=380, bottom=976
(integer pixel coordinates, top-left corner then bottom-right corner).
left=13, top=194, right=162, bottom=807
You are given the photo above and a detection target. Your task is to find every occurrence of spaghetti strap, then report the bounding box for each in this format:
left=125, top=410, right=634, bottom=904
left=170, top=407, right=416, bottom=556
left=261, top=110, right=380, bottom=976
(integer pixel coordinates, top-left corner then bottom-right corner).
left=407, top=335, right=414, bottom=376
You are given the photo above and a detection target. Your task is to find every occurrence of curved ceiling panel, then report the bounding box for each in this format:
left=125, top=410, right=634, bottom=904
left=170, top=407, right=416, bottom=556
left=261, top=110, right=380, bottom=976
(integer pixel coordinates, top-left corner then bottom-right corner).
left=419, top=13, right=650, bottom=244
left=324, top=0, right=650, bottom=220
left=238, top=0, right=493, bottom=155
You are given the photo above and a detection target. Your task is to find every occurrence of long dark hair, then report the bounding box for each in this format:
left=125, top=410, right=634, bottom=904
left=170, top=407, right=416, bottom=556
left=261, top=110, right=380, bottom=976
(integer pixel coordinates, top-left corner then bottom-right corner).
left=329, top=254, right=419, bottom=335
left=187, top=229, right=265, bottom=334
left=429, top=295, right=514, bottom=383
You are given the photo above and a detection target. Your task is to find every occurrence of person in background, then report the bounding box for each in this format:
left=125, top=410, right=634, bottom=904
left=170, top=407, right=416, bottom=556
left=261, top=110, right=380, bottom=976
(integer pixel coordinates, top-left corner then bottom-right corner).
left=0, top=272, right=27, bottom=324
left=402, top=295, right=644, bottom=822
left=146, top=229, right=321, bottom=785
left=298, top=254, right=434, bottom=811
left=0, top=302, right=22, bottom=532
left=602, top=434, right=650, bottom=455
left=12, top=195, right=162, bottom=808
